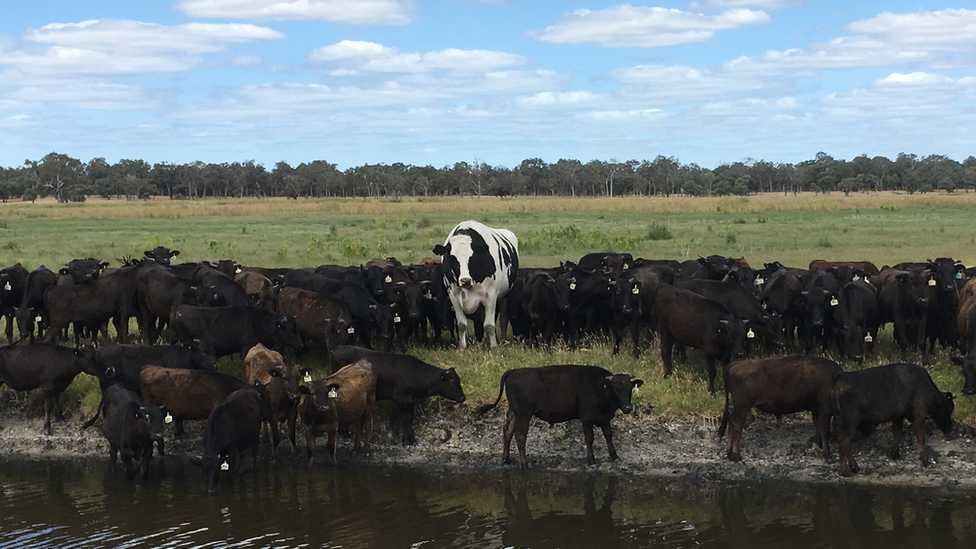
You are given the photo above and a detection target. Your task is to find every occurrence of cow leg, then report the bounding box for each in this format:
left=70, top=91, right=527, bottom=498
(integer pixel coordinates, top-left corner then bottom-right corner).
left=121, top=448, right=137, bottom=481
left=813, top=409, right=833, bottom=463
left=287, top=412, right=298, bottom=454
left=631, top=317, right=641, bottom=359
left=600, top=422, right=618, bottom=461
left=174, top=419, right=185, bottom=438
left=363, top=413, right=373, bottom=456
left=109, top=444, right=119, bottom=472
left=454, top=307, right=469, bottom=351
left=305, top=426, right=316, bottom=469
left=514, top=419, right=530, bottom=469
left=583, top=420, right=597, bottom=465
left=890, top=418, right=904, bottom=460
left=659, top=329, right=674, bottom=379
left=913, top=404, right=931, bottom=466
left=727, top=405, right=748, bottom=462
left=42, top=391, right=53, bottom=436
left=141, top=444, right=153, bottom=481
left=269, top=419, right=282, bottom=461
left=483, top=298, right=499, bottom=348
left=328, top=425, right=338, bottom=464
left=502, top=410, right=517, bottom=464
left=399, top=403, right=417, bottom=445
left=837, top=420, right=859, bottom=476
left=705, top=357, right=718, bottom=395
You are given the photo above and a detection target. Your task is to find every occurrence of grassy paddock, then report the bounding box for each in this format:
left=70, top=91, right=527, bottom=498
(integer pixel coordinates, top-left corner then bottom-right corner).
left=1, top=192, right=975, bottom=426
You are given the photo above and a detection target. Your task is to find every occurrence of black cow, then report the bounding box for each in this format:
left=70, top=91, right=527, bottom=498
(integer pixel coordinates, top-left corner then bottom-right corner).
left=144, top=246, right=180, bottom=266
left=521, top=271, right=571, bottom=348
left=677, top=278, right=785, bottom=354
left=432, top=220, right=519, bottom=350
left=1, top=263, right=29, bottom=342
left=559, top=263, right=613, bottom=347
left=14, top=265, right=57, bottom=342
left=876, top=267, right=930, bottom=364
left=81, top=384, right=165, bottom=481
left=91, top=342, right=217, bottom=394
left=655, top=284, right=746, bottom=394
left=0, top=343, right=98, bottom=434
left=832, top=362, right=954, bottom=476
left=330, top=345, right=466, bottom=445
left=43, top=266, right=140, bottom=345
left=136, top=265, right=207, bottom=344
left=476, top=365, right=642, bottom=468
left=757, top=263, right=803, bottom=348
left=832, top=280, right=880, bottom=363
left=284, top=272, right=382, bottom=347
left=58, top=257, right=109, bottom=285
left=718, top=356, right=842, bottom=462
left=201, top=385, right=268, bottom=493
left=951, top=355, right=976, bottom=396
left=610, top=276, right=642, bottom=357
left=577, top=252, right=633, bottom=280
left=795, top=269, right=843, bottom=355
left=170, top=305, right=305, bottom=358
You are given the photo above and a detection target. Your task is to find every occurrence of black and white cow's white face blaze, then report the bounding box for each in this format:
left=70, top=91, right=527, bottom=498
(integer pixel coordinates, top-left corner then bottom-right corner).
left=434, top=221, right=518, bottom=291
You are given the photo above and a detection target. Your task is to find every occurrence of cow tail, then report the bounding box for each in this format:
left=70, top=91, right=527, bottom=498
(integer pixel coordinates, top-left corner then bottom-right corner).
left=81, top=392, right=106, bottom=430
left=716, top=364, right=731, bottom=439
left=476, top=369, right=512, bottom=416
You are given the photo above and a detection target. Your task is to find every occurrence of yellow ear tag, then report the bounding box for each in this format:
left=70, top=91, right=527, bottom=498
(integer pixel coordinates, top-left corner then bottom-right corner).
left=303, top=373, right=312, bottom=383
left=928, top=279, right=937, bottom=287
left=864, top=334, right=873, bottom=343
left=3, top=283, right=10, bottom=291
left=347, top=327, right=355, bottom=334
left=631, top=287, right=640, bottom=295
left=569, top=283, right=576, bottom=290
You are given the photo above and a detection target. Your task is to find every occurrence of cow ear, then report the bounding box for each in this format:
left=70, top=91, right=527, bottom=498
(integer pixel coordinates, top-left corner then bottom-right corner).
left=432, top=244, right=451, bottom=256
left=632, top=379, right=644, bottom=388
left=298, top=385, right=310, bottom=395
left=59, top=267, right=70, bottom=275
left=603, top=375, right=614, bottom=388
left=134, top=407, right=146, bottom=420
left=171, top=250, right=180, bottom=257
left=144, top=250, right=153, bottom=258
left=945, top=392, right=954, bottom=401
left=326, top=383, right=341, bottom=392
left=897, top=273, right=909, bottom=283
left=269, top=368, right=283, bottom=378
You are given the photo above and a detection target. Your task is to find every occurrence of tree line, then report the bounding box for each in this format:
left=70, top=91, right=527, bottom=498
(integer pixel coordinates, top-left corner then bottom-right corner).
left=1, top=151, right=974, bottom=203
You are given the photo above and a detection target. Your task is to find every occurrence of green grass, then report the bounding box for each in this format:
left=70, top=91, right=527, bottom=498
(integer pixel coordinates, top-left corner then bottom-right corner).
left=1, top=193, right=975, bottom=427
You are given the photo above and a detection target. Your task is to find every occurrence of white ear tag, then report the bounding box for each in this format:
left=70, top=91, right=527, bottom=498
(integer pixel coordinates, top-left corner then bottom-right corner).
left=328, top=388, right=338, bottom=398
left=220, top=461, right=230, bottom=471
left=235, top=267, right=242, bottom=274
left=569, top=283, right=576, bottom=290
left=347, top=327, right=355, bottom=334
left=928, top=279, right=937, bottom=287
left=956, top=272, right=963, bottom=279
left=864, top=334, right=873, bottom=343
left=35, top=315, right=43, bottom=323
left=424, top=291, right=432, bottom=299
left=853, top=275, right=860, bottom=281
left=761, top=302, right=767, bottom=309
left=754, top=277, right=764, bottom=286
left=393, top=314, right=401, bottom=323
left=830, top=298, right=839, bottom=306
left=631, top=287, right=640, bottom=295
left=385, top=275, right=392, bottom=283
left=632, top=386, right=639, bottom=396
left=623, top=263, right=630, bottom=270
left=3, top=282, right=10, bottom=291
left=164, top=413, right=173, bottom=424
left=746, top=328, right=755, bottom=339
left=303, top=373, right=312, bottom=383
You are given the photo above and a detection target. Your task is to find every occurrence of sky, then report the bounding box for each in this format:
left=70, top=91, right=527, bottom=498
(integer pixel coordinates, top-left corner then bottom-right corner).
left=1, top=1, right=975, bottom=170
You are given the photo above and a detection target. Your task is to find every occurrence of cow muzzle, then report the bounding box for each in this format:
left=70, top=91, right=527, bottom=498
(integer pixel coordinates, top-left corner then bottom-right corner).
left=621, top=404, right=634, bottom=414
left=459, top=277, right=473, bottom=289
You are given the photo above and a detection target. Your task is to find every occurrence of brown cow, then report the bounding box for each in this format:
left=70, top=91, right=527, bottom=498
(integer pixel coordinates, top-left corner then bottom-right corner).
left=808, top=260, right=880, bottom=276
left=298, top=359, right=376, bottom=467
left=244, top=343, right=306, bottom=458
left=234, top=271, right=277, bottom=312
left=275, top=287, right=354, bottom=349
left=718, top=356, right=842, bottom=462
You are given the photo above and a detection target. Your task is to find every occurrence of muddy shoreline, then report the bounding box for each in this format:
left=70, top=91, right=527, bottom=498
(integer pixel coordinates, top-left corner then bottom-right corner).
left=2, top=397, right=975, bottom=491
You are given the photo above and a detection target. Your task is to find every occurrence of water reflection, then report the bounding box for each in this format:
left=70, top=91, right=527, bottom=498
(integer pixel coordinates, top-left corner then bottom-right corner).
left=1, top=458, right=975, bottom=548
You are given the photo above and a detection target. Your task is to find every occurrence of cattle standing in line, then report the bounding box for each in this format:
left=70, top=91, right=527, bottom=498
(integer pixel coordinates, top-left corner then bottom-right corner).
left=136, top=265, right=207, bottom=344
left=201, top=384, right=268, bottom=493
left=432, top=220, right=519, bottom=350
left=299, top=359, right=376, bottom=467
left=655, top=284, right=746, bottom=394
left=43, top=265, right=140, bottom=345
left=832, top=362, right=954, bottom=476
left=330, top=345, right=465, bottom=445
left=477, top=364, right=642, bottom=468
left=0, top=343, right=98, bottom=435
left=81, top=384, right=165, bottom=481
left=718, top=356, right=842, bottom=462
left=677, top=278, right=785, bottom=354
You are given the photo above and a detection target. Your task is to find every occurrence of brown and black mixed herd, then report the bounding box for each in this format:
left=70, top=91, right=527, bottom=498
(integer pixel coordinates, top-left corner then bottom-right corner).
left=0, top=227, right=974, bottom=490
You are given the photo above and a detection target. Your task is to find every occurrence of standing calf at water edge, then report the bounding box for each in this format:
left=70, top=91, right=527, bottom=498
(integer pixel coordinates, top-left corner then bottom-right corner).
left=433, top=220, right=518, bottom=350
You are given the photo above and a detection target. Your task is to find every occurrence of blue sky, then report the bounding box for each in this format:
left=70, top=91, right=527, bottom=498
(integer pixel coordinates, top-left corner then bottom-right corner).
left=1, top=1, right=975, bottom=170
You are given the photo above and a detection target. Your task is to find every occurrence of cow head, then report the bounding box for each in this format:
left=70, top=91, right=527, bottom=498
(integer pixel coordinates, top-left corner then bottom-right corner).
left=611, top=277, right=641, bottom=316
left=436, top=367, right=466, bottom=403
left=951, top=356, right=976, bottom=396
left=272, top=315, right=307, bottom=356
left=299, top=381, right=339, bottom=415
left=59, top=258, right=108, bottom=284
left=268, top=364, right=303, bottom=404
left=932, top=391, right=955, bottom=435
left=604, top=374, right=643, bottom=414
left=144, top=246, right=180, bottom=266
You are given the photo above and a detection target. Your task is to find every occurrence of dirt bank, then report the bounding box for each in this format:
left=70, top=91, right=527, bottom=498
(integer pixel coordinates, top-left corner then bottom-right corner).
left=2, top=396, right=975, bottom=490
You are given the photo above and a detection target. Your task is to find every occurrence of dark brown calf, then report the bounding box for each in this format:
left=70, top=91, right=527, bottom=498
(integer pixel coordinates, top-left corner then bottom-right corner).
left=718, top=356, right=842, bottom=462
left=299, top=359, right=376, bottom=467
left=244, top=343, right=306, bottom=458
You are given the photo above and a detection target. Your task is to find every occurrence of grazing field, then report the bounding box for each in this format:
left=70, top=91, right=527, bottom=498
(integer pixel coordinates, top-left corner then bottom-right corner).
left=1, top=192, right=975, bottom=426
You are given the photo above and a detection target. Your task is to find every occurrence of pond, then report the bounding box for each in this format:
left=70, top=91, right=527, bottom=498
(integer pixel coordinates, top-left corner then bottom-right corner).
left=2, top=458, right=975, bottom=548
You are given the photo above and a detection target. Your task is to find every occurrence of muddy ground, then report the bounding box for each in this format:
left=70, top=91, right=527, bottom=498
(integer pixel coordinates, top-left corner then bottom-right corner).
left=2, top=394, right=975, bottom=490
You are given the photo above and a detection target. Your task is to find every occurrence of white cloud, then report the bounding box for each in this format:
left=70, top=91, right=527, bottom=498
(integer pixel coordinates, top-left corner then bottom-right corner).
left=311, top=40, right=529, bottom=73
left=176, top=0, right=417, bottom=25
left=688, top=1, right=803, bottom=10
left=528, top=5, right=771, bottom=48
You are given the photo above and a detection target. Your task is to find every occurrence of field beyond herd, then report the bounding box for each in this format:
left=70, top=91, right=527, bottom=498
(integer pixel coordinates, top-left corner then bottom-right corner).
left=1, top=191, right=976, bottom=428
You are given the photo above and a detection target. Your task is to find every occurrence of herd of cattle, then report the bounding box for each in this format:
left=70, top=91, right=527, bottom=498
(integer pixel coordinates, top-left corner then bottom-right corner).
left=0, top=219, right=973, bottom=489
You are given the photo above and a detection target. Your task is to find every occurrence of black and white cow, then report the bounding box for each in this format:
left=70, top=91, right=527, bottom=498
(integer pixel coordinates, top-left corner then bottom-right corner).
left=432, top=220, right=519, bottom=350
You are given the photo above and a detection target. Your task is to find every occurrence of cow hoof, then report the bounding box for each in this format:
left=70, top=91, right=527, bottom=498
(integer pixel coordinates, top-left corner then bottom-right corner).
left=43, top=425, right=51, bottom=436
left=727, top=452, right=741, bottom=462
left=502, top=457, right=512, bottom=465
left=889, top=451, right=901, bottom=461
